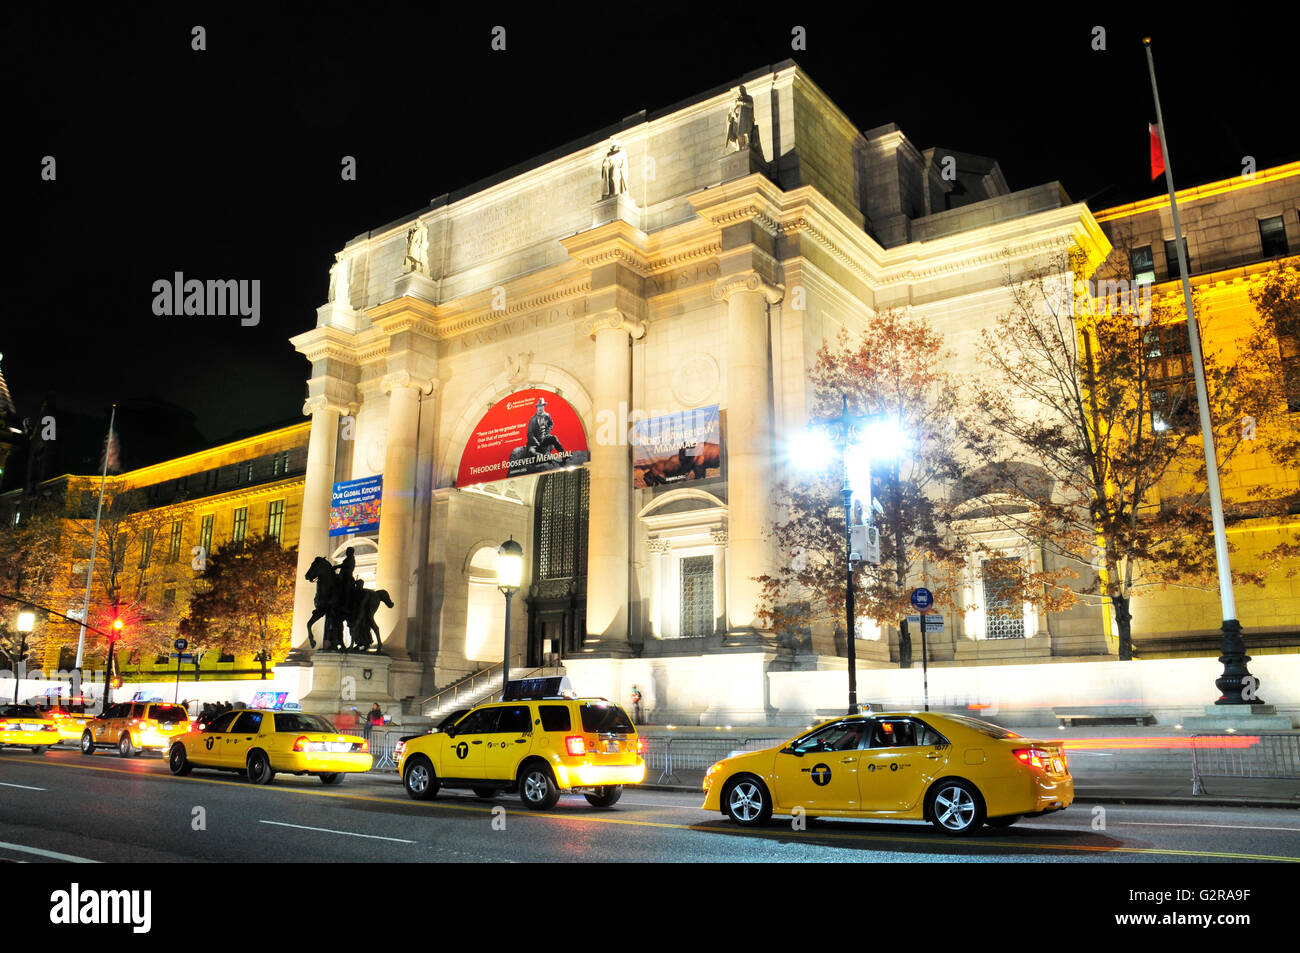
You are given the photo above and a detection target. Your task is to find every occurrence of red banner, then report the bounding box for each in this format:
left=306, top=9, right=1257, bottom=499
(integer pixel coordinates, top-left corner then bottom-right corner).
left=456, top=388, right=590, bottom=487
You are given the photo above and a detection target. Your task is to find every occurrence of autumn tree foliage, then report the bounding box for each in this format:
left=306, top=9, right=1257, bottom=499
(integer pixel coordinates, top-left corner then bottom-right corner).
left=961, top=248, right=1289, bottom=659
left=758, top=310, right=972, bottom=668
left=182, top=534, right=297, bottom=679
left=0, top=496, right=64, bottom=678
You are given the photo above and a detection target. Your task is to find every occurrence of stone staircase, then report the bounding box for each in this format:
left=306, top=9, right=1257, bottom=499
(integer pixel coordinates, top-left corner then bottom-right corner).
left=404, top=661, right=565, bottom=723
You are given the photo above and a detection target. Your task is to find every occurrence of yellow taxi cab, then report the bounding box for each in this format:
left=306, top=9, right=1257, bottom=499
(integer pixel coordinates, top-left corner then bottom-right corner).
left=399, top=677, right=645, bottom=810
left=80, top=701, right=191, bottom=757
left=168, top=707, right=372, bottom=784
left=40, top=705, right=95, bottom=744
left=702, top=711, right=1073, bottom=835
left=0, top=704, right=61, bottom=753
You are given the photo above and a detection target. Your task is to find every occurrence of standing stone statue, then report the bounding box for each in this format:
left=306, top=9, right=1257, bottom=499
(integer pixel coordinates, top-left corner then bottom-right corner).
left=404, top=220, right=430, bottom=274
left=328, top=252, right=350, bottom=304
left=601, top=141, right=629, bottom=198
left=724, top=85, right=759, bottom=153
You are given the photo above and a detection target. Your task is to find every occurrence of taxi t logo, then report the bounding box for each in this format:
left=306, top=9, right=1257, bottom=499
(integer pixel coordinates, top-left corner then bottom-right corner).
left=205, top=737, right=215, bottom=751
left=809, top=763, right=832, bottom=786
left=456, top=741, right=469, bottom=760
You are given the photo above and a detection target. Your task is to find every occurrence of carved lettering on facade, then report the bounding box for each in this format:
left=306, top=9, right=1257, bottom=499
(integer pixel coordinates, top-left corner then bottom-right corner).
left=647, top=261, right=721, bottom=297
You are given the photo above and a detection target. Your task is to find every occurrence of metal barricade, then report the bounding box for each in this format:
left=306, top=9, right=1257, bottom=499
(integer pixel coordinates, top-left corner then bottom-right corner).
left=367, top=726, right=404, bottom=772
left=1190, top=732, right=1300, bottom=795
left=642, top=735, right=783, bottom=784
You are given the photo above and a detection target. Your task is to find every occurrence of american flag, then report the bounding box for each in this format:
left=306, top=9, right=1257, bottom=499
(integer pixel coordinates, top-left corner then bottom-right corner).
left=100, top=423, right=120, bottom=474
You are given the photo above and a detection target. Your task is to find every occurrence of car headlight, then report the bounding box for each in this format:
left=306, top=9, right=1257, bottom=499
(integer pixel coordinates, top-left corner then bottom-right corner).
left=704, top=761, right=724, bottom=789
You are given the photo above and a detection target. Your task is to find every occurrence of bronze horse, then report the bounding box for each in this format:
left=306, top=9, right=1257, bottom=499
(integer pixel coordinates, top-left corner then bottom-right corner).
left=305, top=555, right=345, bottom=650
left=347, top=580, right=393, bottom=651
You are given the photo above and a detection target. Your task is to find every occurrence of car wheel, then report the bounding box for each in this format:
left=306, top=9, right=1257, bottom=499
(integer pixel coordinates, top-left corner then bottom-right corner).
left=584, top=785, right=623, bottom=809
left=319, top=773, right=344, bottom=785
left=118, top=733, right=137, bottom=758
left=928, top=779, right=986, bottom=836
left=403, top=756, right=438, bottom=800
left=518, top=763, right=560, bottom=810
left=31, top=745, right=47, bottom=755
left=472, top=786, right=497, bottom=800
left=80, top=732, right=95, bottom=755
left=722, top=775, right=772, bottom=827
left=987, top=814, right=1022, bottom=828
left=169, top=744, right=193, bottom=776
left=246, top=750, right=276, bottom=785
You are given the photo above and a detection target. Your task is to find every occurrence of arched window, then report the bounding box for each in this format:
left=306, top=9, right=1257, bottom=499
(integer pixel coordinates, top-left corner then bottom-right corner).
left=534, top=468, right=588, bottom=581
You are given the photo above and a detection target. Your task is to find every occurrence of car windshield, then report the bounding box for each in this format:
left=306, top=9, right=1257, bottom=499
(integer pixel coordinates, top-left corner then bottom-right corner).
left=151, top=705, right=188, bottom=723
left=579, top=702, right=635, bottom=735
left=1, top=705, right=40, bottom=717
left=273, top=713, right=338, bottom=733
left=943, top=714, right=1021, bottom=739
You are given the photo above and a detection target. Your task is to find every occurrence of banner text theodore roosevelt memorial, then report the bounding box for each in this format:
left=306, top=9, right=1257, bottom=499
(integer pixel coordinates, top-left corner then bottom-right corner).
left=456, top=388, right=590, bottom=487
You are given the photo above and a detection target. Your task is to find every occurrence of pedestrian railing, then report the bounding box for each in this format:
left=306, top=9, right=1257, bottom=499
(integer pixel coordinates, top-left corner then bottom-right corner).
left=366, top=727, right=406, bottom=772
left=641, top=735, right=783, bottom=785
left=1190, top=732, right=1300, bottom=795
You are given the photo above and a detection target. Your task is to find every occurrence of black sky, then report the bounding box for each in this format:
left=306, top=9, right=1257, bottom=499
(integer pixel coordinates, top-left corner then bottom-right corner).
left=5, top=2, right=1296, bottom=470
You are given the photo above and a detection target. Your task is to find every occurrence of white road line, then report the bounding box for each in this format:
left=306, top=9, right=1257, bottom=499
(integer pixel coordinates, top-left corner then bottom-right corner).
left=0, top=782, right=46, bottom=791
left=1115, top=821, right=1300, bottom=832
left=258, top=820, right=416, bottom=843
left=0, top=840, right=100, bottom=863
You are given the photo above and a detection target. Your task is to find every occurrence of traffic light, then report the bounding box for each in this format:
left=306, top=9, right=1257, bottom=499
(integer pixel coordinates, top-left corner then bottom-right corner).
left=112, top=617, right=124, bottom=636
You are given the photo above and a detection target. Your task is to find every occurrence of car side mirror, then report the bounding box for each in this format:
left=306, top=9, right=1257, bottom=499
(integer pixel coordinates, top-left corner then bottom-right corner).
left=444, top=725, right=456, bottom=738
left=783, top=746, right=802, bottom=756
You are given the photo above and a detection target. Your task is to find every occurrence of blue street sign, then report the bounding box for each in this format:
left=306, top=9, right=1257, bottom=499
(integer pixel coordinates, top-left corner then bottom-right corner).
left=910, top=587, right=934, bottom=611
left=170, top=653, right=196, bottom=662
left=174, top=638, right=188, bottom=651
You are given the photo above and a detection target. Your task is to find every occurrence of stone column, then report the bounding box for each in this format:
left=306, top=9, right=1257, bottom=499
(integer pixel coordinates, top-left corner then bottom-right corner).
left=710, top=529, right=728, bottom=635
left=713, top=273, right=781, bottom=632
left=375, top=371, right=434, bottom=659
left=289, top=396, right=342, bottom=657
left=584, top=311, right=645, bottom=653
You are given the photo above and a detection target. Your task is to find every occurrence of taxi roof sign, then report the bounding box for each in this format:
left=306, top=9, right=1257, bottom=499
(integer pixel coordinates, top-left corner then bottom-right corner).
left=503, top=676, right=575, bottom=701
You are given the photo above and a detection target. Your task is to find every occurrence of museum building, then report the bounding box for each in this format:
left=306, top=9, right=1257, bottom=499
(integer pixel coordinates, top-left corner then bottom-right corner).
left=283, top=60, right=1133, bottom=724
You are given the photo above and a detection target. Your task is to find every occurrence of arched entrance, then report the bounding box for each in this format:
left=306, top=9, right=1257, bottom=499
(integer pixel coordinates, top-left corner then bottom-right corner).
left=525, top=467, right=588, bottom=665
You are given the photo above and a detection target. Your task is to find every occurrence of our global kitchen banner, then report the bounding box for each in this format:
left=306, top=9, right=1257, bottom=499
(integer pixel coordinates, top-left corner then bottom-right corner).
left=632, top=404, right=722, bottom=488
left=457, top=388, right=590, bottom=487
left=329, top=475, right=382, bottom=536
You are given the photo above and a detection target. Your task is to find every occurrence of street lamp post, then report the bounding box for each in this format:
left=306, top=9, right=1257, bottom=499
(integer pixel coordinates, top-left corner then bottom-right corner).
left=14, top=610, right=35, bottom=703
left=496, top=537, right=523, bottom=697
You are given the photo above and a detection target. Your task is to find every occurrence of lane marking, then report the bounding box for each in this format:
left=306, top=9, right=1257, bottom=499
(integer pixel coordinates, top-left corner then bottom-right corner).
left=0, top=839, right=100, bottom=863
left=258, top=820, right=415, bottom=843
left=20, top=756, right=1300, bottom=862
left=1116, top=821, right=1300, bottom=833
left=0, top=781, right=46, bottom=791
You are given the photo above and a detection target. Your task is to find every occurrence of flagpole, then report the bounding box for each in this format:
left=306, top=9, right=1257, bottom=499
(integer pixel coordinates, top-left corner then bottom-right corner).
left=1143, top=38, right=1260, bottom=706
left=74, top=403, right=116, bottom=670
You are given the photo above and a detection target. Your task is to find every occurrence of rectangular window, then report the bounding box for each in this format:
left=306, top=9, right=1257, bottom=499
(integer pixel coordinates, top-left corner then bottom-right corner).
left=538, top=705, right=572, bottom=732
left=1144, top=322, right=1196, bottom=431
left=1260, top=216, right=1289, bottom=258
left=199, top=514, right=214, bottom=556
left=678, top=555, right=714, bottom=638
left=139, top=528, right=154, bottom=569
left=1131, top=245, right=1156, bottom=285
left=245, top=461, right=254, bottom=483
left=168, top=520, right=183, bottom=562
left=1163, top=237, right=1189, bottom=280
left=232, top=507, right=248, bottom=543
left=981, top=557, right=1025, bottom=640
left=266, top=500, right=285, bottom=543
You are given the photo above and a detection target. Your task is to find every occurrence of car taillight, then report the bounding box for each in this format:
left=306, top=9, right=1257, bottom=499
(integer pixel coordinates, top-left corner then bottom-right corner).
left=1013, top=747, right=1050, bottom=769
left=394, top=741, right=405, bottom=758
left=565, top=735, right=586, bottom=756
left=636, top=737, right=645, bottom=754
left=293, top=735, right=309, bottom=752
left=359, top=739, right=369, bottom=752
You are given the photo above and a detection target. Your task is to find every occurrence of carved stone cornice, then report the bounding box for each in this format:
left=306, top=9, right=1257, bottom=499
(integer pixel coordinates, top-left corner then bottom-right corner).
left=711, top=271, right=783, bottom=305
left=584, top=309, right=646, bottom=341
left=381, top=371, right=437, bottom=396
left=367, top=295, right=442, bottom=338
left=433, top=280, right=591, bottom=341
left=290, top=326, right=362, bottom=366
left=560, top=219, right=651, bottom=275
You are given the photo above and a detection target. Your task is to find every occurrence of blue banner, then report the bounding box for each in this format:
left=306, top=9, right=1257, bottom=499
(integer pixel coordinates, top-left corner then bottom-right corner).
left=329, top=475, right=382, bottom=537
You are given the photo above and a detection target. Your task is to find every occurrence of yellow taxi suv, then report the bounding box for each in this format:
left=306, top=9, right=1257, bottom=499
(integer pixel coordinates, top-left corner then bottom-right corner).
left=399, top=678, right=645, bottom=810
left=80, top=701, right=191, bottom=757
left=702, top=711, right=1072, bottom=836
left=0, top=704, right=61, bottom=753
left=168, top=708, right=372, bottom=784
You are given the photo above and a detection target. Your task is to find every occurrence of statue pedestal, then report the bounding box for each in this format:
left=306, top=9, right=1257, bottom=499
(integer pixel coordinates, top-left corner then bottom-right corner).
left=720, top=147, right=767, bottom=184
left=316, top=301, right=363, bottom=332
left=394, top=270, right=437, bottom=302
left=592, top=193, right=641, bottom=230
left=300, top=652, right=398, bottom=719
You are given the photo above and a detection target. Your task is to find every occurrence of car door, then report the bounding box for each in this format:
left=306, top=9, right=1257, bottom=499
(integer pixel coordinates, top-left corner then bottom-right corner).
left=97, top=703, right=127, bottom=743
left=224, top=711, right=265, bottom=768
left=771, top=721, right=870, bottom=812
left=483, top=705, right=533, bottom=780
left=858, top=717, right=952, bottom=813
left=193, top=710, right=240, bottom=766
left=444, top=706, right=497, bottom=779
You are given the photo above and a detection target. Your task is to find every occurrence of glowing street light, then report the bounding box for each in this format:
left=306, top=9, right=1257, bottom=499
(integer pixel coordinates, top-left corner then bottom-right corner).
left=496, top=537, right=523, bottom=691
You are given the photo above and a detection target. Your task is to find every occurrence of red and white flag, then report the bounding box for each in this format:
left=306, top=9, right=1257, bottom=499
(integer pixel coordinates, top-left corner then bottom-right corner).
left=100, top=425, right=121, bottom=474
left=1149, top=123, right=1166, bottom=181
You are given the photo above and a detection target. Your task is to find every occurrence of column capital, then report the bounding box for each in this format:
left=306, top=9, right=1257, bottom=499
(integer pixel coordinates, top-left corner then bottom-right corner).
left=709, top=529, right=729, bottom=546
left=381, top=370, right=437, bottom=396
left=648, top=537, right=673, bottom=554
left=584, top=309, right=646, bottom=341
left=302, top=395, right=349, bottom=417
left=712, top=271, right=783, bottom=305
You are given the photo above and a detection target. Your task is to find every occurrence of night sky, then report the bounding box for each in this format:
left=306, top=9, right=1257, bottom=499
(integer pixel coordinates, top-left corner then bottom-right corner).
left=5, top=2, right=1295, bottom=476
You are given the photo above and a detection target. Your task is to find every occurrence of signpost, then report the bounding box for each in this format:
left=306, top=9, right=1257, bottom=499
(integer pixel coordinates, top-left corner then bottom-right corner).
left=172, top=638, right=188, bottom=703
left=910, top=588, right=934, bottom=711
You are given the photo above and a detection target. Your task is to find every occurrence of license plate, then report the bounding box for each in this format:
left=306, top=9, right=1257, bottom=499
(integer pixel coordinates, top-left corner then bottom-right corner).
left=22, top=724, right=45, bottom=731
left=1052, top=758, right=1064, bottom=774
left=325, top=742, right=351, bottom=752
left=604, top=741, right=619, bottom=754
